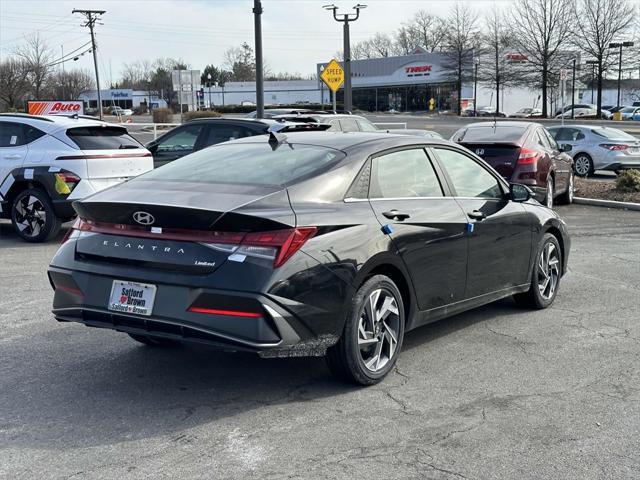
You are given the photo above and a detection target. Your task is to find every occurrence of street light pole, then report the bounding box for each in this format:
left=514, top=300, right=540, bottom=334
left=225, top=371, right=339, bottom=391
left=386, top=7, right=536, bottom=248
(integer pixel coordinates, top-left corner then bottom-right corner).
left=585, top=60, right=598, bottom=104
left=473, top=57, right=479, bottom=117
left=323, top=4, right=367, bottom=113
left=571, top=58, right=576, bottom=119
left=609, top=41, right=634, bottom=109
left=253, top=0, right=264, bottom=118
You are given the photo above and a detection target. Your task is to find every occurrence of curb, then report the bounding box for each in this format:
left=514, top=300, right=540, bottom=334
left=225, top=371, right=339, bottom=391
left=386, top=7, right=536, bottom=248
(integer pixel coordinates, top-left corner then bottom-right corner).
left=574, top=197, right=640, bottom=211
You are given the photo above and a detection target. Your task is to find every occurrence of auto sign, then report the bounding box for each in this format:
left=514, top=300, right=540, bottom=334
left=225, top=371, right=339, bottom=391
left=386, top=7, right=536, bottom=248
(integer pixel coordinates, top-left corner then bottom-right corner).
left=28, top=101, right=84, bottom=116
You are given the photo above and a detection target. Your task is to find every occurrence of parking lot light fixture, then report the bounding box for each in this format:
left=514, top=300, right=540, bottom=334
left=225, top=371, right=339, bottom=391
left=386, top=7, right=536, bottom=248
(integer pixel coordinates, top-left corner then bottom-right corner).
left=323, top=3, right=367, bottom=112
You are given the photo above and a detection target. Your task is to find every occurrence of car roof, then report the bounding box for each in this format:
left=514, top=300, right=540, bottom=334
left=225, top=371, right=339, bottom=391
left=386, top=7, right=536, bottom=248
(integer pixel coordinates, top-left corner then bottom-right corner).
left=185, top=117, right=273, bottom=126
left=463, top=121, right=540, bottom=129
left=0, top=113, right=124, bottom=134
left=226, top=130, right=456, bottom=152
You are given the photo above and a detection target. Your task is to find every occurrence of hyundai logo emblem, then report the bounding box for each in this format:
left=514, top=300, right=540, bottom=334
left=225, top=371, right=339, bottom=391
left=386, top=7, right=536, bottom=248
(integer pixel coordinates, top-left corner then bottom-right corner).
left=475, top=148, right=485, bottom=156
left=133, top=211, right=155, bottom=225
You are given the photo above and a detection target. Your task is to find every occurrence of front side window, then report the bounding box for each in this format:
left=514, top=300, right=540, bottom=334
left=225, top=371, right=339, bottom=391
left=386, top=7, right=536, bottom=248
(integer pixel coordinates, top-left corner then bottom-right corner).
left=66, top=126, right=141, bottom=150
left=435, top=148, right=503, bottom=199
left=370, top=149, right=443, bottom=198
left=156, top=124, right=203, bottom=153
left=339, top=118, right=359, bottom=132
left=357, top=119, right=378, bottom=132
left=0, top=122, right=26, bottom=147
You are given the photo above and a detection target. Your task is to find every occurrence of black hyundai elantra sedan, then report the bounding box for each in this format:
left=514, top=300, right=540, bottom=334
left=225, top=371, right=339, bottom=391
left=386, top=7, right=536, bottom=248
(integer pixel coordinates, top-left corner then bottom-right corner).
left=48, top=131, right=570, bottom=385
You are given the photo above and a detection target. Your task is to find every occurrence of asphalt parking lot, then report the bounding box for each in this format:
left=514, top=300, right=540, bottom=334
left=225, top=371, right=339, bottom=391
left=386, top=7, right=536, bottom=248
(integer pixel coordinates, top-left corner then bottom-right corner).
left=1, top=204, right=639, bottom=479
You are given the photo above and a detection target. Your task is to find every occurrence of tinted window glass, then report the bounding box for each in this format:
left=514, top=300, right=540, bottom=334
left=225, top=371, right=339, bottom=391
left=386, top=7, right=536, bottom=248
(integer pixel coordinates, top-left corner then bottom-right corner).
left=340, top=118, right=359, bottom=132
left=156, top=124, right=203, bottom=153
left=370, top=149, right=442, bottom=198
left=452, top=126, right=527, bottom=143
left=0, top=122, right=26, bottom=147
left=67, top=126, right=141, bottom=150
left=203, top=125, right=254, bottom=147
left=435, top=148, right=503, bottom=199
left=25, top=125, right=45, bottom=143
left=536, top=130, right=550, bottom=149
left=542, top=129, right=559, bottom=149
left=591, top=128, right=637, bottom=141
left=327, top=119, right=341, bottom=131
left=553, top=128, right=584, bottom=141
left=139, top=143, right=345, bottom=187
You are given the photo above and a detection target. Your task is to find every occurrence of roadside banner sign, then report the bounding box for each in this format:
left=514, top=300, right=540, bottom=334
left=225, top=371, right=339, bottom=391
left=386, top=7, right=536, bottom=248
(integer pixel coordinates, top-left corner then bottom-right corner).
left=320, top=59, right=345, bottom=93
left=28, top=101, right=84, bottom=116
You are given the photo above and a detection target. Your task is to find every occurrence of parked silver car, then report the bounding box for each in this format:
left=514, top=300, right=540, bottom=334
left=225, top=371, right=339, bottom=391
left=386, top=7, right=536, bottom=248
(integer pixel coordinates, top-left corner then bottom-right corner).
left=547, top=125, right=640, bottom=176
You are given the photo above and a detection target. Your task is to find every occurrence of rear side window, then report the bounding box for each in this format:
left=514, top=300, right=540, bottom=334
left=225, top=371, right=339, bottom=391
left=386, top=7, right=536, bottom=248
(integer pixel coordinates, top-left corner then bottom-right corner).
left=453, top=126, right=527, bottom=143
left=25, top=125, right=46, bottom=143
left=203, top=125, right=254, bottom=147
left=591, top=128, right=636, bottom=141
left=370, top=149, right=443, bottom=198
left=66, top=126, right=141, bottom=150
left=0, top=122, right=26, bottom=147
left=357, top=119, right=378, bottom=132
left=339, top=118, right=359, bottom=132
left=138, top=142, right=345, bottom=187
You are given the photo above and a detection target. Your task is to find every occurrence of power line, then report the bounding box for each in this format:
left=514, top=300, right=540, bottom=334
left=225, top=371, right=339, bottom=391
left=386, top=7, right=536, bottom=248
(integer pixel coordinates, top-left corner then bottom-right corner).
left=45, top=41, right=92, bottom=66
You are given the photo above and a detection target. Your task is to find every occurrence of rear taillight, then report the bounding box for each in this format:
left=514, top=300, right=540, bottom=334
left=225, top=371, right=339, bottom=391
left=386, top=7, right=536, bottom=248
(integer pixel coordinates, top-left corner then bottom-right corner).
left=599, top=144, right=629, bottom=151
left=64, top=219, right=316, bottom=267
left=187, top=306, right=263, bottom=318
left=518, top=148, right=541, bottom=165
left=54, top=172, right=81, bottom=195
left=61, top=218, right=82, bottom=244
left=241, top=227, right=317, bottom=267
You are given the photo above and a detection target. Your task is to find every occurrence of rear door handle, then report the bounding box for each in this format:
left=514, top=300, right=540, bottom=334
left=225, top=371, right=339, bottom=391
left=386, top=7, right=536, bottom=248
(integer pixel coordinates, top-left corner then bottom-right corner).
left=467, top=210, right=486, bottom=221
left=382, top=210, right=411, bottom=221
left=3, top=154, right=22, bottom=160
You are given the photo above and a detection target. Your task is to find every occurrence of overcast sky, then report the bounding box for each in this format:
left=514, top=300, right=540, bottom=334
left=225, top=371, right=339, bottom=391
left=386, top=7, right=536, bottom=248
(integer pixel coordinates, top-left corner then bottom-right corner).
left=2, top=0, right=514, bottom=83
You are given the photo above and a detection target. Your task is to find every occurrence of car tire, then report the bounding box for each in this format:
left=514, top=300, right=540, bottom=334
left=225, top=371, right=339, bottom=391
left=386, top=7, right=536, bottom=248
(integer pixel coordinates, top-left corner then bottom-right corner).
left=127, top=333, right=181, bottom=347
left=10, top=188, right=62, bottom=243
left=544, top=176, right=554, bottom=209
left=326, top=275, right=405, bottom=385
left=513, top=233, right=562, bottom=310
left=574, top=153, right=593, bottom=177
left=557, top=172, right=574, bottom=205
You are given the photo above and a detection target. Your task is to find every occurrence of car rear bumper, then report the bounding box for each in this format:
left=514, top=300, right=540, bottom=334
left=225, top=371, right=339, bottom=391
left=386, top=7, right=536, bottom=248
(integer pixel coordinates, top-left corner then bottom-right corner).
left=48, top=266, right=339, bottom=357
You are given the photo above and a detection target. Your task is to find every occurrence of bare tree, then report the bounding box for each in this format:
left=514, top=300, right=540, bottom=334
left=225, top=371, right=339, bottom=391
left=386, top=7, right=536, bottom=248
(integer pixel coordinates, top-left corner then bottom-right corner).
left=13, top=34, right=53, bottom=99
left=0, top=58, right=30, bottom=109
left=408, top=11, right=445, bottom=52
left=224, top=42, right=256, bottom=81
left=441, top=2, right=482, bottom=114
left=573, top=0, right=635, bottom=116
left=45, top=70, right=94, bottom=100
left=511, top=0, right=574, bottom=117
left=120, top=60, right=154, bottom=89
left=480, top=8, right=520, bottom=114
left=368, top=33, right=395, bottom=57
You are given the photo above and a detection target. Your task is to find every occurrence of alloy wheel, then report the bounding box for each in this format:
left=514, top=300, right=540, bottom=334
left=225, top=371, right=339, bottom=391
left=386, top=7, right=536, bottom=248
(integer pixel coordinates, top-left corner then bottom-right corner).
left=537, top=242, right=560, bottom=300
left=574, top=156, right=591, bottom=176
left=14, top=195, right=47, bottom=238
left=358, top=288, right=400, bottom=373
left=545, top=178, right=554, bottom=209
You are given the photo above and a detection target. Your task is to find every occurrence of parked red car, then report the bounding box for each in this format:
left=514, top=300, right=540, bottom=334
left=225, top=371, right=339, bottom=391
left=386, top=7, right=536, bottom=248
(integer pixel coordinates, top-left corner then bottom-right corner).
left=451, top=122, right=575, bottom=208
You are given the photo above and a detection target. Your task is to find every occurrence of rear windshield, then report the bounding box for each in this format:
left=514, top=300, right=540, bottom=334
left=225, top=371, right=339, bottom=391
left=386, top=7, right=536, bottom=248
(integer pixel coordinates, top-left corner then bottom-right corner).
left=591, top=128, right=637, bottom=141
left=138, top=142, right=345, bottom=187
left=452, top=126, right=527, bottom=143
left=620, top=107, right=636, bottom=113
left=66, top=126, right=142, bottom=150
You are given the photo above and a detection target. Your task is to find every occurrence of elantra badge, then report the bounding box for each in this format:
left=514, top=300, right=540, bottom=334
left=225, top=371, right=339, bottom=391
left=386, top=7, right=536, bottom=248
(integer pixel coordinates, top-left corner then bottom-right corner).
left=475, top=148, right=485, bottom=156
left=133, top=211, right=155, bottom=225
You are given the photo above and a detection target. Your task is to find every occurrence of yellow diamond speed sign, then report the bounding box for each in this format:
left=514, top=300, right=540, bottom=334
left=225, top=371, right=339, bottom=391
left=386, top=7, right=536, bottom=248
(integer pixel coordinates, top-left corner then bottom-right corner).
left=320, top=59, right=344, bottom=93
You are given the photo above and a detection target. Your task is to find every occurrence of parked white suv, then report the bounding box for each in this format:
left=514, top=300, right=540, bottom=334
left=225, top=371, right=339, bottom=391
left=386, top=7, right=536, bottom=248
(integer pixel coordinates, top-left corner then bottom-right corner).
left=0, top=114, right=153, bottom=242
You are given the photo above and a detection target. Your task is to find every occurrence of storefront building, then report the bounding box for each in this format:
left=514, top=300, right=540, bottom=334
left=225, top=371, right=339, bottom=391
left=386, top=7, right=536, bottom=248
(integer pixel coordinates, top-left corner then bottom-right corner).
left=318, top=48, right=473, bottom=112
left=78, top=89, right=167, bottom=110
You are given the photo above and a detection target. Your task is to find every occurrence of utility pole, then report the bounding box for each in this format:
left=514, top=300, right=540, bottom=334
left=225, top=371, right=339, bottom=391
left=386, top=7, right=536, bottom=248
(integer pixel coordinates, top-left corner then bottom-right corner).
left=585, top=60, right=597, bottom=103
left=253, top=0, right=264, bottom=118
left=609, top=41, right=634, bottom=109
left=61, top=45, right=65, bottom=100
left=473, top=57, right=479, bottom=117
left=323, top=4, right=367, bottom=112
left=571, top=58, right=576, bottom=119
left=73, top=9, right=105, bottom=119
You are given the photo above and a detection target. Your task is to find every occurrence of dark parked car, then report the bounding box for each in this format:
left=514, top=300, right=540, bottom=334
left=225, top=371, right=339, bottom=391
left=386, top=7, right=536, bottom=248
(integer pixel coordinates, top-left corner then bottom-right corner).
left=146, top=118, right=324, bottom=167
left=49, top=131, right=570, bottom=385
left=451, top=122, right=574, bottom=208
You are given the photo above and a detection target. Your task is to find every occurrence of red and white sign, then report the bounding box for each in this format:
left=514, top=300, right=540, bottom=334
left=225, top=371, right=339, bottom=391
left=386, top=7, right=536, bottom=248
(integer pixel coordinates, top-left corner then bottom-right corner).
left=405, top=65, right=432, bottom=74
left=28, top=101, right=84, bottom=116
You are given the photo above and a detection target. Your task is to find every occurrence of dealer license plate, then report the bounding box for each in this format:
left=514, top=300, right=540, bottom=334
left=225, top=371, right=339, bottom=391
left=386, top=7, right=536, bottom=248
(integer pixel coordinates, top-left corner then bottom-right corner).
left=108, top=280, right=156, bottom=316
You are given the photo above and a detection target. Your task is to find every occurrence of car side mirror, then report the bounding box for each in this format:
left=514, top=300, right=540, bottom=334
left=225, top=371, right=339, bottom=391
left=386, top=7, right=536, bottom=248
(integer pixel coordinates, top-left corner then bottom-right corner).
left=510, top=183, right=533, bottom=202
left=560, top=143, right=572, bottom=152
left=146, top=142, right=158, bottom=154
